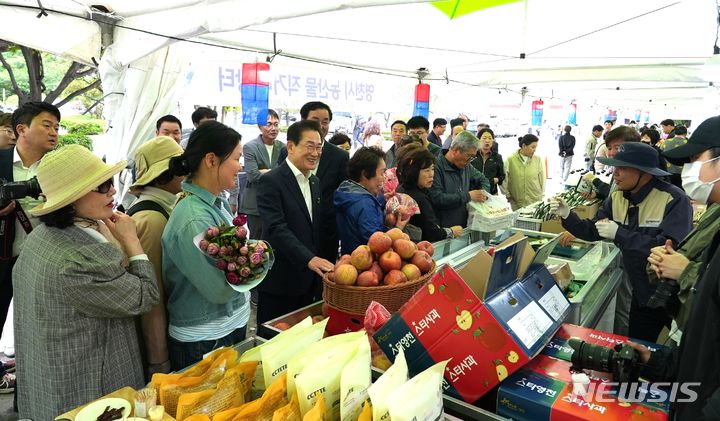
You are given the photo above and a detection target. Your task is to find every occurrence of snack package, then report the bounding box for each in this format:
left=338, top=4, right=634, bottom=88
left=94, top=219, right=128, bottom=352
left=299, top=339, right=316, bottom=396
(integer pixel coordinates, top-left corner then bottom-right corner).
left=272, top=392, right=302, bottom=421
left=340, top=337, right=371, bottom=421
left=295, top=336, right=366, bottom=419
left=357, top=401, right=372, bottom=421
left=287, top=331, right=367, bottom=401
left=386, top=360, right=449, bottom=421
left=302, top=393, right=327, bottom=421
left=151, top=346, right=234, bottom=397
left=183, top=415, right=211, bottom=421
left=229, top=373, right=289, bottom=421
left=161, top=357, right=230, bottom=418
left=262, top=318, right=329, bottom=388
left=367, top=349, right=408, bottom=421
left=240, top=317, right=313, bottom=396
left=175, top=362, right=257, bottom=421
left=364, top=301, right=392, bottom=370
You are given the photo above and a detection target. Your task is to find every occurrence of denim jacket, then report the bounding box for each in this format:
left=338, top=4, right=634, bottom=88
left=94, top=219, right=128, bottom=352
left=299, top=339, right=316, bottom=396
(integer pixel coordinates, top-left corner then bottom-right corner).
left=161, top=181, right=248, bottom=327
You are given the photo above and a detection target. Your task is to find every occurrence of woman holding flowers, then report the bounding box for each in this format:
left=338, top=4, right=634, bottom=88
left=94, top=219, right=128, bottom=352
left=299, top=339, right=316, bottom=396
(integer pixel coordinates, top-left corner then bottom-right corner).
left=161, top=121, right=249, bottom=370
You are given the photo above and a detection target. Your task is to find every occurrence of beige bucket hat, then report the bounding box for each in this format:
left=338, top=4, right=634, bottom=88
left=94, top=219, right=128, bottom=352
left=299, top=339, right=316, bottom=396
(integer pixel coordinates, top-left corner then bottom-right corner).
left=130, top=136, right=184, bottom=192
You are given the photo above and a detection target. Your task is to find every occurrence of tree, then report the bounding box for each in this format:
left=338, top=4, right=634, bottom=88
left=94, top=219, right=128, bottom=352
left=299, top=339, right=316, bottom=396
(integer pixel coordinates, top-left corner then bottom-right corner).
left=0, top=39, right=101, bottom=110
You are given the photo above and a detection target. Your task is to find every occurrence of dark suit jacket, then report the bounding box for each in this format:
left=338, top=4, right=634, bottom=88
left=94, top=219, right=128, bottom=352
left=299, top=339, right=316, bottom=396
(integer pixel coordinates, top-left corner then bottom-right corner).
left=0, top=147, right=16, bottom=260
left=257, top=162, right=322, bottom=296
left=278, top=141, right=348, bottom=262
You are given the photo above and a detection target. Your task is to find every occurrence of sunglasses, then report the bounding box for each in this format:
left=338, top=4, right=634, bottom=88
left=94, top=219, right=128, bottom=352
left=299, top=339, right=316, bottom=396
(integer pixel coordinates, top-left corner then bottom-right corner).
left=92, top=178, right=114, bottom=194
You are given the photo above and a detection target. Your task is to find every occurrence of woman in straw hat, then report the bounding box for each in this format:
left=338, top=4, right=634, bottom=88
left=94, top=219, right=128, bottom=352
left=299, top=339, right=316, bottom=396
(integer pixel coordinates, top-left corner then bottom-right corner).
left=126, top=136, right=184, bottom=378
left=161, top=121, right=249, bottom=371
left=12, top=144, right=160, bottom=421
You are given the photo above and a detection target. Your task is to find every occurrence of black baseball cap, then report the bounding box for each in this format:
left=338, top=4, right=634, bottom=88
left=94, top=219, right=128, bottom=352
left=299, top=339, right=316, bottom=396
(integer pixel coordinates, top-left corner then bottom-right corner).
left=664, top=116, right=720, bottom=164
left=596, top=142, right=670, bottom=176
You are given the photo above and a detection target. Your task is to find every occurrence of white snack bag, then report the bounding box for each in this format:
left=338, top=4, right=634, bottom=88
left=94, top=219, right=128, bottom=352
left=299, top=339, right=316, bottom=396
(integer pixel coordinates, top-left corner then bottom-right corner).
left=287, top=330, right=367, bottom=402
left=368, top=349, right=408, bottom=421
left=340, top=336, right=372, bottom=421
left=238, top=316, right=313, bottom=395
left=261, top=317, right=329, bottom=388
left=295, top=335, right=367, bottom=420
left=386, top=360, right=450, bottom=421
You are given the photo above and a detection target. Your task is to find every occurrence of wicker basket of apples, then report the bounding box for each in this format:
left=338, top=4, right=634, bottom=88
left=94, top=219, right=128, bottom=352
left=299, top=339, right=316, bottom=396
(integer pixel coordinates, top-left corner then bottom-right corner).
left=323, top=228, right=436, bottom=315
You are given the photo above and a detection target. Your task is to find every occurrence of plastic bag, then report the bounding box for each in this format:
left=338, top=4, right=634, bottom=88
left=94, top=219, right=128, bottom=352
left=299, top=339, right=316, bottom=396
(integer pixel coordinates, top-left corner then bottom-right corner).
left=272, top=392, right=302, bottom=421
left=262, top=318, right=329, bottom=388
left=302, top=393, right=327, bottom=421
left=161, top=352, right=235, bottom=418
left=340, top=337, right=371, bottom=421
left=287, top=331, right=367, bottom=402
left=467, top=192, right=515, bottom=232
left=240, top=317, right=313, bottom=396
left=386, top=360, right=449, bottom=421
left=295, top=336, right=366, bottom=419
left=383, top=168, right=399, bottom=196
left=175, top=362, right=257, bottom=421
left=364, top=301, right=392, bottom=370
left=228, top=373, right=289, bottom=421
left=357, top=401, right=371, bottom=421
left=385, top=193, right=420, bottom=221
left=367, top=349, right=408, bottom=421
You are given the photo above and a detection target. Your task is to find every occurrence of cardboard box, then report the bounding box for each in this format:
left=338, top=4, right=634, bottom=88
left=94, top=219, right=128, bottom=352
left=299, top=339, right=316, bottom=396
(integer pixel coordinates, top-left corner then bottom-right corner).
left=497, top=354, right=669, bottom=420
left=373, top=261, right=570, bottom=403
left=574, top=201, right=600, bottom=220
left=541, top=217, right=565, bottom=234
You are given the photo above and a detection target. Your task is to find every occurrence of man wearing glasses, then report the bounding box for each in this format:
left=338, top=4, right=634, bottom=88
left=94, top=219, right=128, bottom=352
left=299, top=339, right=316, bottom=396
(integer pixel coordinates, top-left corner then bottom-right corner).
left=240, top=109, right=286, bottom=239
left=0, top=113, right=16, bottom=150
left=0, top=101, right=62, bottom=393
left=257, top=120, right=334, bottom=323
left=406, top=116, right=443, bottom=158
left=428, top=130, right=490, bottom=228
left=278, top=101, right=349, bottom=263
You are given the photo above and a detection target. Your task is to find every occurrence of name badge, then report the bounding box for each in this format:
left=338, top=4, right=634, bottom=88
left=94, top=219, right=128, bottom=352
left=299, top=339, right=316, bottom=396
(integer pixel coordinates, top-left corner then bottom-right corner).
left=640, top=218, right=661, bottom=228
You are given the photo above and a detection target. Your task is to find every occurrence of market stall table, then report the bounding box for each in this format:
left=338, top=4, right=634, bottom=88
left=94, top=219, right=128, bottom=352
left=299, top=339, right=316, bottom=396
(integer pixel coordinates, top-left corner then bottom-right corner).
left=55, top=387, right=175, bottom=421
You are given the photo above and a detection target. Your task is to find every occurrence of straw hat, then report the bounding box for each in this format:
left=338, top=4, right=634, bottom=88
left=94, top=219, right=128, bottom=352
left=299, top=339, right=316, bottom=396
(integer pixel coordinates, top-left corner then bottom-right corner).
left=31, top=144, right=126, bottom=216
left=130, top=136, right=184, bottom=192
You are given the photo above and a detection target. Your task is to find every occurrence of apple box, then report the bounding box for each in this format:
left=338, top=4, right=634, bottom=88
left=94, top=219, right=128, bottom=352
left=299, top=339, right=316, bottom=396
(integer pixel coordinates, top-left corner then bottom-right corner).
left=497, top=354, right=669, bottom=420
left=373, top=262, right=570, bottom=403
left=542, top=323, right=667, bottom=363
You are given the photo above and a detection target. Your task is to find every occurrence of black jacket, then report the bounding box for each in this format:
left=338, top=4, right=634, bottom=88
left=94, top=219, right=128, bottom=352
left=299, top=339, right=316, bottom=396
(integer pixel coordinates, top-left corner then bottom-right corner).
left=642, top=229, right=720, bottom=420
left=396, top=184, right=448, bottom=242
left=279, top=141, right=348, bottom=262
left=0, top=147, right=15, bottom=260
left=470, top=151, right=505, bottom=195
left=558, top=133, right=575, bottom=157
left=257, top=162, right=322, bottom=296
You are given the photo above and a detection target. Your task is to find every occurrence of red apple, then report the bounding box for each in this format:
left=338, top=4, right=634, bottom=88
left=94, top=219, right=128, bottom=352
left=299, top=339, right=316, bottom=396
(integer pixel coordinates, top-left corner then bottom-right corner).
left=368, top=231, right=393, bottom=255
left=350, top=245, right=373, bottom=271
left=393, top=239, right=417, bottom=260
left=369, top=262, right=385, bottom=281
left=385, top=213, right=397, bottom=227
left=379, top=250, right=402, bottom=272
left=417, top=240, right=434, bottom=256
left=274, top=322, right=291, bottom=331
left=336, top=254, right=352, bottom=266
left=411, top=250, right=434, bottom=274
left=401, top=263, right=421, bottom=281
left=386, top=228, right=404, bottom=242
left=402, top=233, right=410, bottom=240
left=384, top=269, right=408, bottom=286
left=356, top=270, right=380, bottom=286
left=335, top=264, right=359, bottom=285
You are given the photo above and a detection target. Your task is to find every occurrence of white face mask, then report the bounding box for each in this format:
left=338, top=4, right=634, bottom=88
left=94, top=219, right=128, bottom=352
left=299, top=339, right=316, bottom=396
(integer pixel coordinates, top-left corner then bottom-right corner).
left=681, top=155, right=720, bottom=203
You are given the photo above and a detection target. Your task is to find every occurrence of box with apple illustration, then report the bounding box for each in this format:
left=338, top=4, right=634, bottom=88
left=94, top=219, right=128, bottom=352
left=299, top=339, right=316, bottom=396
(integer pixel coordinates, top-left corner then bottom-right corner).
left=497, top=354, right=669, bottom=420
left=542, top=323, right=667, bottom=363
left=373, top=257, right=571, bottom=403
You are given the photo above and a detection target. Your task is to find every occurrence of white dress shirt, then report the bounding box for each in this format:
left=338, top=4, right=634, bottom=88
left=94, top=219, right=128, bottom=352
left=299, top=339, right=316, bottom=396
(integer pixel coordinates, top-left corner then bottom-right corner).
left=286, top=159, right=313, bottom=220
left=11, top=148, right=42, bottom=257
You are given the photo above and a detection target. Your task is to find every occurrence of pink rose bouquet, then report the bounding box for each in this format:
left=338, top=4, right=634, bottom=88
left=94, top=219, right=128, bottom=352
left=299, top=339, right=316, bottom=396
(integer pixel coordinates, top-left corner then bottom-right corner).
left=196, top=214, right=273, bottom=290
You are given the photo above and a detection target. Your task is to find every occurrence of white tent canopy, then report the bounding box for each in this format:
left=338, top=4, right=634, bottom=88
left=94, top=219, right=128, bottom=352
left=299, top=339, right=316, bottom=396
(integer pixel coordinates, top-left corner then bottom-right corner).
left=1, top=0, right=719, bottom=161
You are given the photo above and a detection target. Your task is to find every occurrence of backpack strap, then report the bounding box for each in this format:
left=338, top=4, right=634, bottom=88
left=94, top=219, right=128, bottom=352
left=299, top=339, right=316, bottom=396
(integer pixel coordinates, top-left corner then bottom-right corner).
left=127, top=200, right=169, bottom=220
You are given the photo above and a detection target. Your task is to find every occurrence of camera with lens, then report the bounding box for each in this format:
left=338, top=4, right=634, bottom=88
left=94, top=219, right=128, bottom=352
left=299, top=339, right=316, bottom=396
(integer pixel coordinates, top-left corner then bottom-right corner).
left=646, top=280, right=681, bottom=317
left=568, top=338, right=641, bottom=383
left=0, top=177, right=42, bottom=209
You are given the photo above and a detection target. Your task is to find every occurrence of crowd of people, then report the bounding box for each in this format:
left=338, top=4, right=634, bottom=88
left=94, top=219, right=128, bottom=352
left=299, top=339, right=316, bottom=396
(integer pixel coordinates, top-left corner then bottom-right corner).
left=1, top=98, right=720, bottom=420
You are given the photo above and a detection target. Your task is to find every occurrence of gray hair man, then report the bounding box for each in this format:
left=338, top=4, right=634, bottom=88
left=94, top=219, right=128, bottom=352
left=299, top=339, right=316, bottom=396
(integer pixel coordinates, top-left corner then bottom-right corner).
left=428, top=130, right=491, bottom=227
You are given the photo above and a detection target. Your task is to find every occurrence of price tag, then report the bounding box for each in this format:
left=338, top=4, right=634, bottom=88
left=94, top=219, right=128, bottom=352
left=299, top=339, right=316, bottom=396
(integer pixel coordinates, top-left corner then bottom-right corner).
left=507, top=301, right=554, bottom=349
left=538, top=285, right=570, bottom=321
